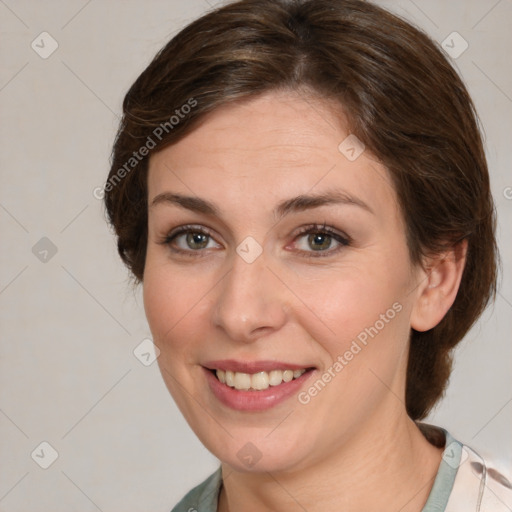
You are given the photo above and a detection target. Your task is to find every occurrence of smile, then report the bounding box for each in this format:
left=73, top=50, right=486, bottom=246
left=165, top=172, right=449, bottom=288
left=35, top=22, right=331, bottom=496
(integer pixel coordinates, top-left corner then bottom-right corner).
left=215, top=369, right=307, bottom=391
left=202, top=362, right=316, bottom=411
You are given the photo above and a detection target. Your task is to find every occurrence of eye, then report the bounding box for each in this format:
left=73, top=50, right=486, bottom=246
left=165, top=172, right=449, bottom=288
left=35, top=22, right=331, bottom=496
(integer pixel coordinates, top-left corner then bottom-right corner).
left=291, top=223, right=351, bottom=257
left=160, top=225, right=221, bottom=256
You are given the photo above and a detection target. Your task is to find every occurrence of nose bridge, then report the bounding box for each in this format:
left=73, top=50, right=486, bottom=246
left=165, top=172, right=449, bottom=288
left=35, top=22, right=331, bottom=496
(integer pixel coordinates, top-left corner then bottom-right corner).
left=212, top=245, right=286, bottom=341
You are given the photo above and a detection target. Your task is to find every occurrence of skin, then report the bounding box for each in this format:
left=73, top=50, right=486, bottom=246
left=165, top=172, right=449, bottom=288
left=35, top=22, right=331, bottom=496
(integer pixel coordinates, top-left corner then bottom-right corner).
left=143, top=90, right=466, bottom=511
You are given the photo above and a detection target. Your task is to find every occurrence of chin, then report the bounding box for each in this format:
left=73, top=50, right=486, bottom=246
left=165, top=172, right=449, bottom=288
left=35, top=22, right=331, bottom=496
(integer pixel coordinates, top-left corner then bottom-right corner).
left=197, top=428, right=313, bottom=475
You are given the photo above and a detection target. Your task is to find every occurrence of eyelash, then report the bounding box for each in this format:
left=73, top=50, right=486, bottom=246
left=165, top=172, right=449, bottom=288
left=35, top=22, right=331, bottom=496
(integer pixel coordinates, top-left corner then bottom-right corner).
left=159, top=223, right=352, bottom=259
left=159, top=224, right=216, bottom=259
left=293, top=223, right=352, bottom=258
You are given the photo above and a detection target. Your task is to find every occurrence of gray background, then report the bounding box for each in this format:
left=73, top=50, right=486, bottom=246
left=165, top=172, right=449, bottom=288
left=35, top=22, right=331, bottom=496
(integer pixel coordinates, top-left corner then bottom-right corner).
left=0, top=0, right=511, bottom=510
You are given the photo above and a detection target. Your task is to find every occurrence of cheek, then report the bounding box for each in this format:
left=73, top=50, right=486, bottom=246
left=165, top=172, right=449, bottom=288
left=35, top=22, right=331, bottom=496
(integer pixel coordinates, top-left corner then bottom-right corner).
left=143, top=264, right=188, bottom=353
left=285, top=264, right=414, bottom=406
left=293, top=275, right=411, bottom=422
left=142, top=267, right=204, bottom=415
left=292, top=260, right=410, bottom=346
left=142, top=260, right=217, bottom=363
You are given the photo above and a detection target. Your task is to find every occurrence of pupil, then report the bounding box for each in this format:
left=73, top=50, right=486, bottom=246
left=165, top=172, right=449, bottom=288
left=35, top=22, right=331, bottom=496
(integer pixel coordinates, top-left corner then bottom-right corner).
left=309, top=233, right=330, bottom=251
left=187, top=232, right=208, bottom=249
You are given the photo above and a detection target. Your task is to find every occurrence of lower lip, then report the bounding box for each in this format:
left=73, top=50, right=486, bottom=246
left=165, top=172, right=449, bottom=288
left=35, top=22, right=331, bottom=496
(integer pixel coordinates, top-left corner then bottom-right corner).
left=203, top=367, right=315, bottom=411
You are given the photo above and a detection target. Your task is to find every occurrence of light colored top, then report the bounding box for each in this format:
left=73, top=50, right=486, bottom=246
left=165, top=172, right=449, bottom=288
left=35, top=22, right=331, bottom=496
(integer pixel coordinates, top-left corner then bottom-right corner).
left=170, top=423, right=512, bottom=511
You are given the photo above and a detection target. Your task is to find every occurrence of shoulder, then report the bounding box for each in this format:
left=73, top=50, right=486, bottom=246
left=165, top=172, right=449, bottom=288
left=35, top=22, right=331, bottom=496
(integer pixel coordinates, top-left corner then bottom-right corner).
left=418, top=422, right=512, bottom=511
left=447, top=439, right=512, bottom=511
left=170, top=467, right=223, bottom=512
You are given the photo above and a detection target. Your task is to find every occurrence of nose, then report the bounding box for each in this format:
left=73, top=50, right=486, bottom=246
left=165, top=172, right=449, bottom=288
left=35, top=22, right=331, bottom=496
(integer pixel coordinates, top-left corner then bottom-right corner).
left=211, top=246, right=288, bottom=343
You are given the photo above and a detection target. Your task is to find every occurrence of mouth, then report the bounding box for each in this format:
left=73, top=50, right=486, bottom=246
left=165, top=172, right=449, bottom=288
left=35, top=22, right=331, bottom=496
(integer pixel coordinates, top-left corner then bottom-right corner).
left=210, top=368, right=312, bottom=391
left=202, top=360, right=316, bottom=411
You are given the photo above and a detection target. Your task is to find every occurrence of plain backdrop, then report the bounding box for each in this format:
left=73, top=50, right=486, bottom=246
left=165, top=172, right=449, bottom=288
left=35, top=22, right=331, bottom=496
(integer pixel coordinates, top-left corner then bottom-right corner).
left=0, top=0, right=511, bottom=511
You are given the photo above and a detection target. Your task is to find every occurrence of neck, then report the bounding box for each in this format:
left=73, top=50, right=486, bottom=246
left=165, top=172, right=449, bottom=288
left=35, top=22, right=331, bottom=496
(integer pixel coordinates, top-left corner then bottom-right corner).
left=218, top=413, right=443, bottom=512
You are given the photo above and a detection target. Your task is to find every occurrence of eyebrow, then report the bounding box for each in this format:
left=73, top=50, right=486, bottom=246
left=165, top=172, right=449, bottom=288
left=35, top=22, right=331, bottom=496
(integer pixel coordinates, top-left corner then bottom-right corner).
left=149, top=188, right=374, bottom=219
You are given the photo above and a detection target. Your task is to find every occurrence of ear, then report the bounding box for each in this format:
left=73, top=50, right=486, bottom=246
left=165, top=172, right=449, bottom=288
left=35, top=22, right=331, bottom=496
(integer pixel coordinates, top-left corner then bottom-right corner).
left=410, top=239, right=468, bottom=332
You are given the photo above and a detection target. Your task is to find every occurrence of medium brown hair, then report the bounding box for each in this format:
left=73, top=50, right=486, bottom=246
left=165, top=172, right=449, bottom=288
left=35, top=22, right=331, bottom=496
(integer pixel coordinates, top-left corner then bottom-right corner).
left=104, top=0, right=498, bottom=419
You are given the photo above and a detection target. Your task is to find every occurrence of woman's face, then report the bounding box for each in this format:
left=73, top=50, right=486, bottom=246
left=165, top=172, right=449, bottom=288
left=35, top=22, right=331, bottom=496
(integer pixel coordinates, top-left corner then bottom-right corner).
left=144, top=90, right=424, bottom=473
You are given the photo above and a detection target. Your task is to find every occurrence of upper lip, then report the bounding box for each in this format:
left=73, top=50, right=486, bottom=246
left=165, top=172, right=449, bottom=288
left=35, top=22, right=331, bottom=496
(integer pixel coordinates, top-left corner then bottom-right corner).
left=203, top=359, right=315, bottom=373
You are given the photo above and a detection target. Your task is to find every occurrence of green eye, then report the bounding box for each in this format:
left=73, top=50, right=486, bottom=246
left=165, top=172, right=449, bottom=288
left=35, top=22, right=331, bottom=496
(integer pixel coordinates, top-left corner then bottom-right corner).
left=306, top=232, right=335, bottom=251
left=162, top=225, right=220, bottom=256
left=161, top=222, right=351, bottom=259
left=293, top=224, right=351, bottom=257
left=184, top=232, right=210, bottom=250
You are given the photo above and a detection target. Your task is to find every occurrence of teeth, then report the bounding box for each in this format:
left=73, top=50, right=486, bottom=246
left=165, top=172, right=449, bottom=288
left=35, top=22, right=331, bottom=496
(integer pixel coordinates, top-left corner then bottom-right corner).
left=225, top=370, right=234, bottom=387
left=268, top=370, right=283, bottom=386
left=282, top=370, right=293, bottom=382
left=234, top=372, right=251, bottom=390
left=215, top=368, right=307, bottom=391
left=251, top=372, right=269, bottom=391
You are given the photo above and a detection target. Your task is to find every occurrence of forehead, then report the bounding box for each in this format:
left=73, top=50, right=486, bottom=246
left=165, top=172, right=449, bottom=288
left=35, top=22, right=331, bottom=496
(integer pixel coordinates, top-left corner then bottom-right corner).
left=147, top=90, right=399, bottom=222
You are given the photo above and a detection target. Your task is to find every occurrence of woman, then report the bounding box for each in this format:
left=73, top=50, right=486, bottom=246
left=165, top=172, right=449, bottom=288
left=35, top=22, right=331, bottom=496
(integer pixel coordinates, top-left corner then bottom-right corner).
left=104, top=0, right=511, bottom=510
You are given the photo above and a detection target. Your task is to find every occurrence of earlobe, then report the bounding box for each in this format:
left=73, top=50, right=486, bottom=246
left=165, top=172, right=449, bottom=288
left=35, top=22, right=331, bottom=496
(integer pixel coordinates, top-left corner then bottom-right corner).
left=410, top=240, right=468, bottom=332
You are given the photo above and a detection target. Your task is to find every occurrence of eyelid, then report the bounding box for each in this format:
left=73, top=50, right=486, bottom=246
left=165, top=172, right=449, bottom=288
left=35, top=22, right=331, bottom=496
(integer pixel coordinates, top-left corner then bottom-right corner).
left=159, top=222, right=352, bottom=258
left=157, top=224, right=223, bottom=258
left=163, top=223, right=218, bottom=243
left=292, top=223, right=351, bottom=243
left=287, top=223, right=352, bottom=258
